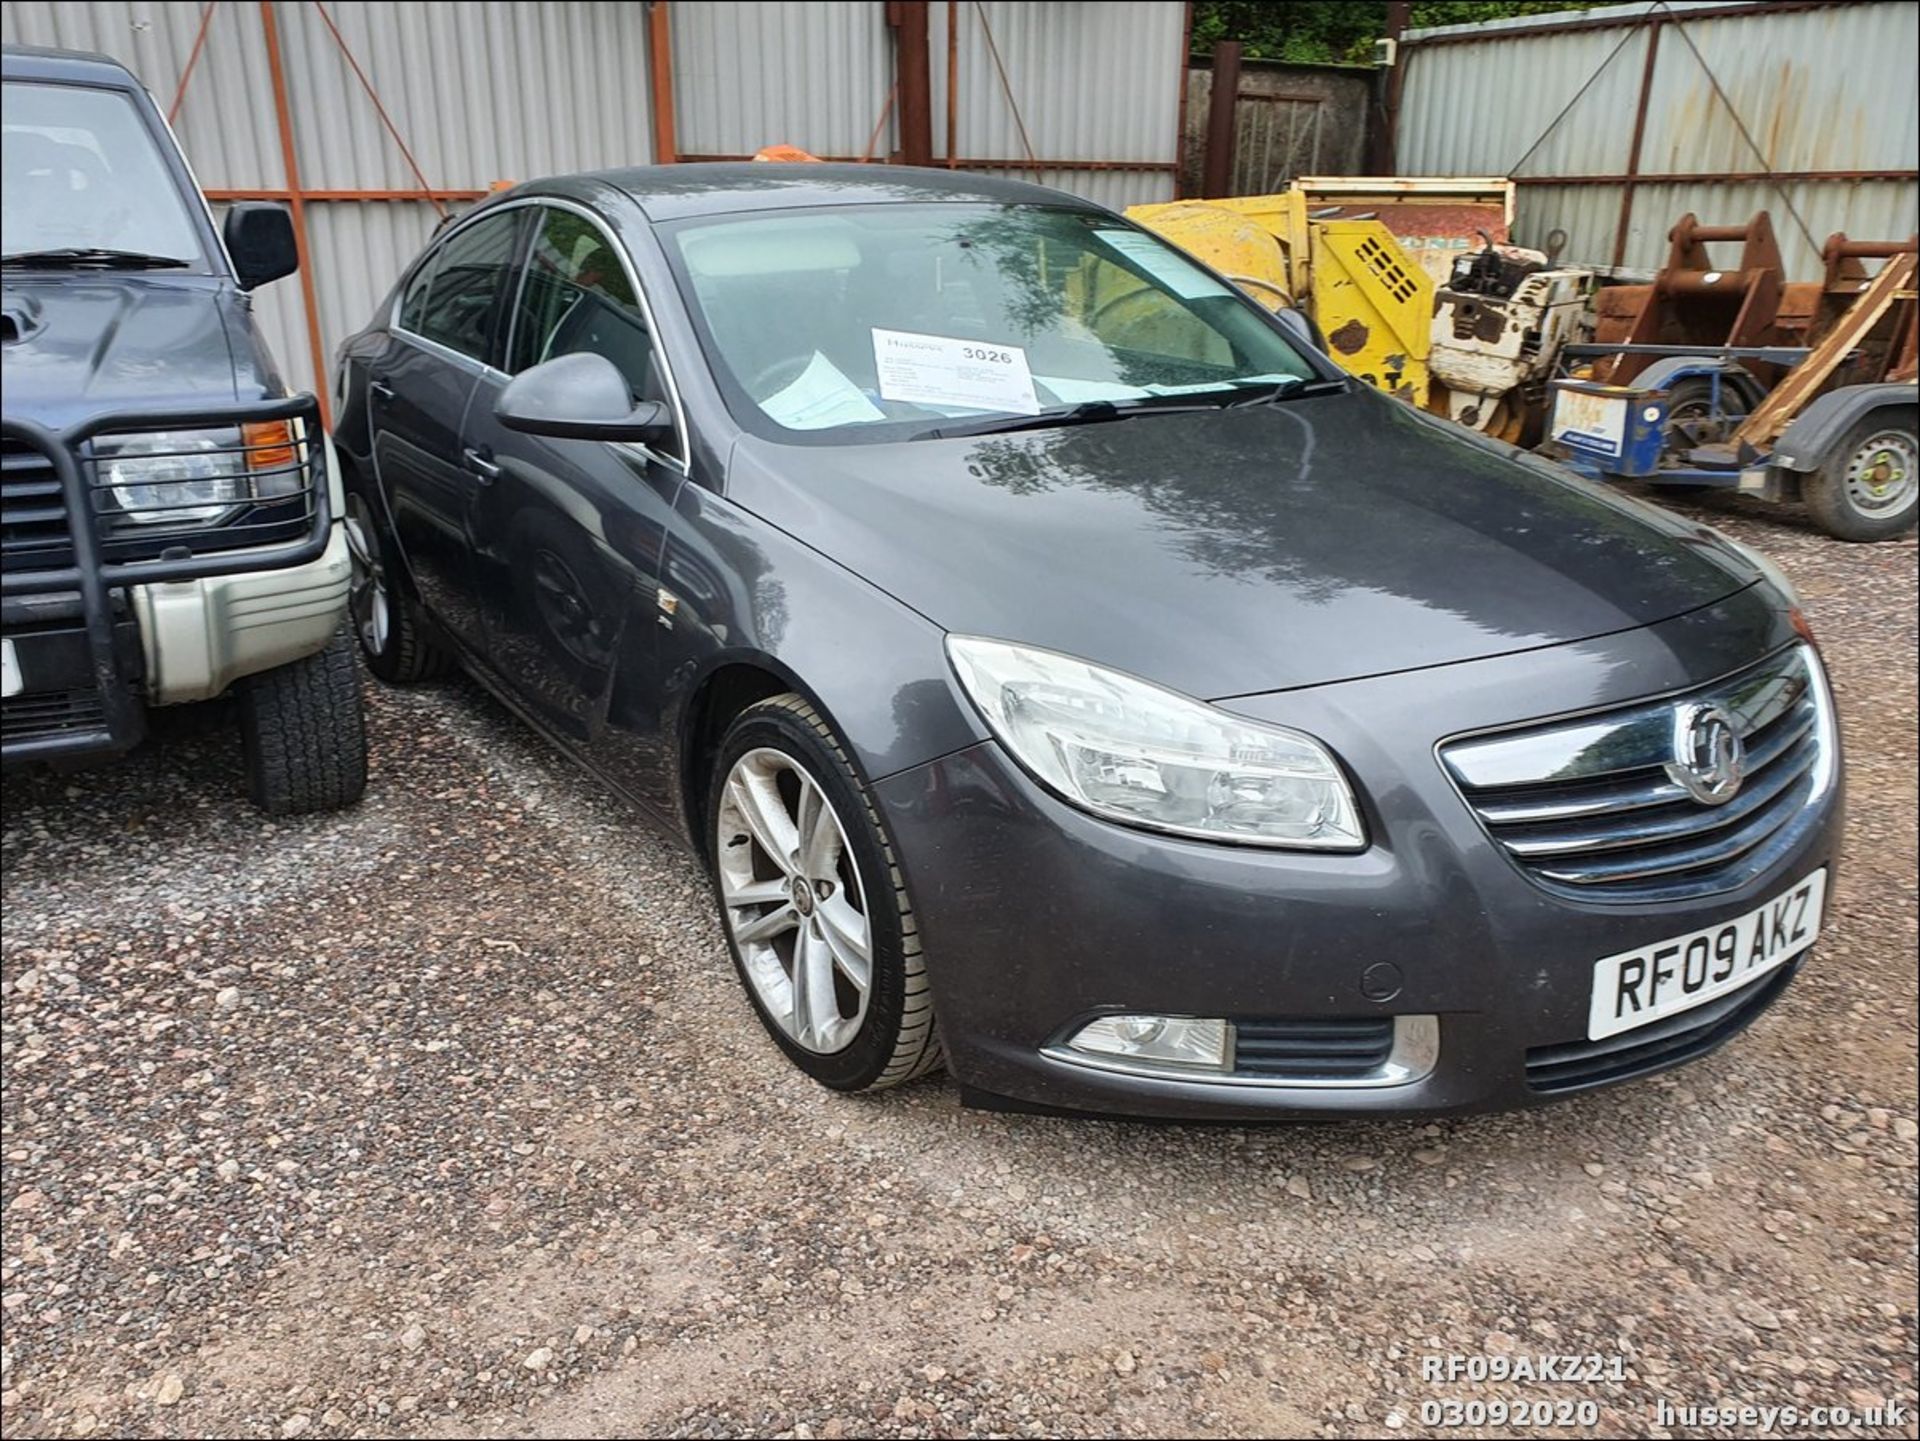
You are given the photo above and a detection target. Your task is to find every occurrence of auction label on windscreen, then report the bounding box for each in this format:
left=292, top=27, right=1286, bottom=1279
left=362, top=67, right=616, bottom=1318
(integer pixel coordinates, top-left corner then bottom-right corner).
left=872, top=329, right=1040, bottom=415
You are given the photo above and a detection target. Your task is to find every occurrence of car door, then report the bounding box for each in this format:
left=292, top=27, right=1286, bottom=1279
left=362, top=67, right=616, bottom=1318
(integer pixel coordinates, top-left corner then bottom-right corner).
left=461, top=201, right=688, bottom=809
left=369, top=208, right=527, bottom=655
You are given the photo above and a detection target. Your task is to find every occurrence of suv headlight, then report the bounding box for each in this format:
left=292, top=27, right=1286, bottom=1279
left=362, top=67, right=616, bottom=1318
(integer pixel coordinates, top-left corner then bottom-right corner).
left=947, top=635, right=1366, bottom=850
left=97, top=421, right=302, bottom=527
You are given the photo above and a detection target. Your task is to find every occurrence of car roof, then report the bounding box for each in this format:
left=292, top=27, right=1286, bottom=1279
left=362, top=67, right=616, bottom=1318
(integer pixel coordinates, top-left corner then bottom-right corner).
left=2, top=43, right=141, bottom=88
left=519, top=162, right=1110, bottom=223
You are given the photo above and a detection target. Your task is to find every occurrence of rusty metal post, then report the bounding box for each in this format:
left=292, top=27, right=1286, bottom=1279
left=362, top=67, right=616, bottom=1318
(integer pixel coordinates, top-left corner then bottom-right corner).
left=257, top=1, right=332, bottom=427
left=945, top=0, right=959, bottom=167
left=1201, top=40, right=1241, bottom=198
left=892, top=1, right=934, bottom=166
left=1371, top=1, right=1411, bottom=175
left=649, top=1, right=677, bottom=164
left=1611, top=14, right=1665, bottom=267
left=1172, top=0, right=1193, bottom=197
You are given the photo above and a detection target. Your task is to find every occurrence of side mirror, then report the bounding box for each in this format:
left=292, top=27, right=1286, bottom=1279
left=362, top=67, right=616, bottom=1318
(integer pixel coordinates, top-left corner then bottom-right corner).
left=495, top=352, right=673, bottom=444
left=223, top=203, right=298, bottom=290
left=1274, top=305, right=1328, bottom=355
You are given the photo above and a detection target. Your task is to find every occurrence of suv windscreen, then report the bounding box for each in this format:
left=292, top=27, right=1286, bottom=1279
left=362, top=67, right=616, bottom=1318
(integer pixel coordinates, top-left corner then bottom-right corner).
left=1, top=80, right=207, bottom=267
left=661, top=202, right=1313, bottom=445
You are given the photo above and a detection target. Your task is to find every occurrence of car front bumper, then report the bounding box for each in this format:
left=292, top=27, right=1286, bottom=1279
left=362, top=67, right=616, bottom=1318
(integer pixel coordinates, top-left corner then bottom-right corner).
left=869, top=594, right=1843, bottom=1121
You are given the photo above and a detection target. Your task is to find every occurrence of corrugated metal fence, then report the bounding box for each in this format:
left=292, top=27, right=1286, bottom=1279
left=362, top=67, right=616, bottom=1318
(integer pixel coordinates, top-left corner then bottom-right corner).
left=929, top=0, right=1186, bottom=211
left=1396, top=0, right=1919, bottom=278
left=667, top=0, right=1188, bottom=210
left=2, top=0, right=658, bottom=408
left=3, top=1, right=1190, bottom=406
left=673, top=0, right=895, bottom=163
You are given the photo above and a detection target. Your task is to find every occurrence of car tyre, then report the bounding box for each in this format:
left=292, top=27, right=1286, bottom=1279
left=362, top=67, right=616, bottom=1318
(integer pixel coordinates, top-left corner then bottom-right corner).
left=237, top=628, right=368, bottom=815
left=707, top=692, right=944, bottom=1091
left=344, top=488, right=452, bottom=683
left=1803, top=409, right=1918, bottom=542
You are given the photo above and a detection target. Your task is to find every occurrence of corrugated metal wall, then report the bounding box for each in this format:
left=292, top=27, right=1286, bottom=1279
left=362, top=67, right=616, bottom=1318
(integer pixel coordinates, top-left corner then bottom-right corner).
left=4, top=0, right=1190, bottom=398
left=2, top=1, right=655, bottom=400
left=672, top=0, right=895, bottom=160
left=664, top=1, right=1188, bottom=209
left=1396, top=0, right=1920, bottom=278
left=928, top=0, right=1185, bottom=210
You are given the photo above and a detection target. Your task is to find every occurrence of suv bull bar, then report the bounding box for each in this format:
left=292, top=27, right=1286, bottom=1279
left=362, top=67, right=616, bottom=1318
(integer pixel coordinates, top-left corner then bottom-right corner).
left=1, top=393, right=331, bottom=761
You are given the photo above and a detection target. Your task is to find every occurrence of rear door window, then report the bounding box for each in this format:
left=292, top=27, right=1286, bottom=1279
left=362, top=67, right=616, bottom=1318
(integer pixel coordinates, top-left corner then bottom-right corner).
left=396, top=251, right=439, bottom=334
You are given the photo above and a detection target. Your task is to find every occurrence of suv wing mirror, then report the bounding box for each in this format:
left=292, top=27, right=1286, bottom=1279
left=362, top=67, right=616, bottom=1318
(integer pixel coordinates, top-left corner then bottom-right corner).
left=495, top=353, right=673, bottom=444
left=223, top=203, right=298, bottom=290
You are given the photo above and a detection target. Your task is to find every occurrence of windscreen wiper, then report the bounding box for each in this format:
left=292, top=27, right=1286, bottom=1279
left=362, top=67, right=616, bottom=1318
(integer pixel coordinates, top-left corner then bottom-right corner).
left=912, top=392, right=1243, bottom=442
left=1, top=247, right=192, bottom=270
left=1228, top=375, right=1351, bottom=406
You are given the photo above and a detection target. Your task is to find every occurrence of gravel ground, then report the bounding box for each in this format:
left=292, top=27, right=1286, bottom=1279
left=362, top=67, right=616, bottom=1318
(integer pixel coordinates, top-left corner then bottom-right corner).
left=2, top=494, right=1915, bottom=1441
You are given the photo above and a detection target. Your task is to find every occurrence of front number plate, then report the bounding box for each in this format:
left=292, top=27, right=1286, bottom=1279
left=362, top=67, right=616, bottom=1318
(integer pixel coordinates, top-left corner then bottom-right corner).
left=1587, top=869, right=1826, bottom=1041
left=0, top=639, right=20, bottom=698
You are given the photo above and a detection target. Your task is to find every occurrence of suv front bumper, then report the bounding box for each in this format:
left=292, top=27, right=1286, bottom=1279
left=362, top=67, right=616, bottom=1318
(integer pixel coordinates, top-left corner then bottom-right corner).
left=1, top=398, right=338, bottom=763
left=130, top=521, right=350, bottom=705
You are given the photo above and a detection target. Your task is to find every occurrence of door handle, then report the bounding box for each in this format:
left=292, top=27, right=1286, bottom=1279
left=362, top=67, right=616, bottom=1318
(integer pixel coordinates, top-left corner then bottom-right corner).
left=369, top=377, right=396, bottom=402
left=462, top=447, right=501, bottom=483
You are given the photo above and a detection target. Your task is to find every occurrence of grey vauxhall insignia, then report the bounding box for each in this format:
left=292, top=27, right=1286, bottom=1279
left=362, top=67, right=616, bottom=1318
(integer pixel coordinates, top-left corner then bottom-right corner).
left=333, top=165, right=1842, bottom=1119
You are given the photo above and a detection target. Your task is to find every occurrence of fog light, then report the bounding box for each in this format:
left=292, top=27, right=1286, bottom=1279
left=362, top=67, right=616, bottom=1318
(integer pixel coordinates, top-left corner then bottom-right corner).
left=1066, top=1015, right=1229, bottom=1071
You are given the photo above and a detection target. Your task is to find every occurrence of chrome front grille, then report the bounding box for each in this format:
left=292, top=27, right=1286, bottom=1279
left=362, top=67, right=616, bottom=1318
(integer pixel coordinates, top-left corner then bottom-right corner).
left=1441, top=646, right=1834, bottom=902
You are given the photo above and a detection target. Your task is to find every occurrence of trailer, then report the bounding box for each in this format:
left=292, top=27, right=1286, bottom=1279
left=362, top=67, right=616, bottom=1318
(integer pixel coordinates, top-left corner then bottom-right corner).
left=1547, top=217, right=1917, bottom=542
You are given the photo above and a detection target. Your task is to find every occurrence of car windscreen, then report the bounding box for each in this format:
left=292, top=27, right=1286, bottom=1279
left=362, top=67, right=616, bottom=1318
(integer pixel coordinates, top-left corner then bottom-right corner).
left=660, top=203, right=1315, bottom=444
left=1, top=80, right=207, bottom=267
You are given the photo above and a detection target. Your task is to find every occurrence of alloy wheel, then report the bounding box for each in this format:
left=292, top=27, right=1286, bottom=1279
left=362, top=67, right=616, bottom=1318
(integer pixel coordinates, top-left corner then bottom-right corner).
left=715, top=748, right=874, bottom=1054
left=342, top=493, right=391, bottom=657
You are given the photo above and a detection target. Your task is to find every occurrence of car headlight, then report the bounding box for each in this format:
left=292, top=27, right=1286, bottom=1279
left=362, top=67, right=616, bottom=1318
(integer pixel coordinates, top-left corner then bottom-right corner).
left=947, top=635, right=1366, bottom=850
left=97, top=422, right=302, bottom=527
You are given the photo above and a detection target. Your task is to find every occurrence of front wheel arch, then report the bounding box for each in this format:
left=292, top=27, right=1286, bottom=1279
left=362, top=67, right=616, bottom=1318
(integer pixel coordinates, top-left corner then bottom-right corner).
left=678, top=657, right=823, bottom=861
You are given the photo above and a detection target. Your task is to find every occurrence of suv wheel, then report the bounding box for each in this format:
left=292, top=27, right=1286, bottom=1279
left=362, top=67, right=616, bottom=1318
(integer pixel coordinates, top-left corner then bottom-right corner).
left=1803, top=410, right=1919, bottom=542
left=707, top=693, right=944, bottom=1091
left=237, top=629, right=369, bottom=815
left=344, top=490, right=451, bottom=682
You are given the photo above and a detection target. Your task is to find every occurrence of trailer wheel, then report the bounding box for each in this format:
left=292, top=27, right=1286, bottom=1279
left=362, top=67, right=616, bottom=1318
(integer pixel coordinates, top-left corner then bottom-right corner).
left=1663, top=375, right=1751, bottom=446
left=1804, top=409, right=1918, bottom=542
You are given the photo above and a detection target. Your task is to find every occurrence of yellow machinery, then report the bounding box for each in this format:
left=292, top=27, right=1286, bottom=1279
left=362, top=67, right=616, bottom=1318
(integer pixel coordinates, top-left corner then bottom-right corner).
left=1125, top=193, right=1433, bottom=404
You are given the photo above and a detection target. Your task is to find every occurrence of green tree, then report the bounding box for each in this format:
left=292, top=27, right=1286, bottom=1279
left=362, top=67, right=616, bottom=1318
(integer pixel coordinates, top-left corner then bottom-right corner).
left=1192, top=1, right=1598, bottom=65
